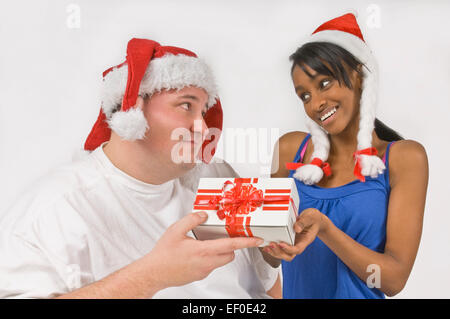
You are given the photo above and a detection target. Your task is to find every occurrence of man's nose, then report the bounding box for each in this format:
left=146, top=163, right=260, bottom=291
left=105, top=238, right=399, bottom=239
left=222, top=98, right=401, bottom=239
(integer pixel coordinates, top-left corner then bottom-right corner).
left=191, top=117, right=209, bottom=139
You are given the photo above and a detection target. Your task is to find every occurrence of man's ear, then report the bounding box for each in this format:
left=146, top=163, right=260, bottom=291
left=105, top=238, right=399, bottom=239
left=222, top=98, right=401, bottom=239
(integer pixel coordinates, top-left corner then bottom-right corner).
left=135, top=95, right=146, bottom=110
left=121, top=95, right=146, bottom=112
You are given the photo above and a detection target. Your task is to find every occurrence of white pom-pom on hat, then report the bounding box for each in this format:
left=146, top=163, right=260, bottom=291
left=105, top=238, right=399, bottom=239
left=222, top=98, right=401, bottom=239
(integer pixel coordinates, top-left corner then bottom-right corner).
left=107, top=107, right=149, bottom=141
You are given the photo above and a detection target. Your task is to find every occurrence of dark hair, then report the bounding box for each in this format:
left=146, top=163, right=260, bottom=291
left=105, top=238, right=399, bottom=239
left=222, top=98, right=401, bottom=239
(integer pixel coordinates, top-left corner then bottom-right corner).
left=290, top=42, right=403, bottom=142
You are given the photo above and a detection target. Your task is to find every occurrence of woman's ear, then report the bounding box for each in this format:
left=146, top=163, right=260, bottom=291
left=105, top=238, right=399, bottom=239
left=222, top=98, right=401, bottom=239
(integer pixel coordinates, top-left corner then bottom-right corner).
left=353, top=64, right=363, bottom=92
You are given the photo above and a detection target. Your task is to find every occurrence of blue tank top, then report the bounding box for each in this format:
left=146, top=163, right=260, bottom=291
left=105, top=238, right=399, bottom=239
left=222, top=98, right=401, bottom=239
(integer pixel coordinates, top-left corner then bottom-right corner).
left=282, top=134, right=395, bottom=299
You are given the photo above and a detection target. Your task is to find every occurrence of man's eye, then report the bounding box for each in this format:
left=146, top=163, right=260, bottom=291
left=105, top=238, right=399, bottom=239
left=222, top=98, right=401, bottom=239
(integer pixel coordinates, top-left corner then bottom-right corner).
left=180, top=103, right=191, bottom=110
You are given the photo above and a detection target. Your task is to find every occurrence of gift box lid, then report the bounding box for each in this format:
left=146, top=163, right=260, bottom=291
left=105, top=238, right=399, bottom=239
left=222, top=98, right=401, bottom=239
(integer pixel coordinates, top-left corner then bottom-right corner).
left=193, top=177, right=299, bottom=227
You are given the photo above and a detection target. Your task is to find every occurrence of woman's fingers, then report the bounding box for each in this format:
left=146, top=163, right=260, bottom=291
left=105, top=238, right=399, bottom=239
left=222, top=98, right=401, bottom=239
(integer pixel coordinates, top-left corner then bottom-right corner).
left=263, top=242, right=296, bottom=261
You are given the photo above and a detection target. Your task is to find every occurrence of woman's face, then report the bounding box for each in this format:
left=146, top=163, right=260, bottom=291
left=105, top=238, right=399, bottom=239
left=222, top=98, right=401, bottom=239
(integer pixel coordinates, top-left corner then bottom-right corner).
left=140, top=86, right=209, bottom=169
left=292, top=63, right=362, bottom=136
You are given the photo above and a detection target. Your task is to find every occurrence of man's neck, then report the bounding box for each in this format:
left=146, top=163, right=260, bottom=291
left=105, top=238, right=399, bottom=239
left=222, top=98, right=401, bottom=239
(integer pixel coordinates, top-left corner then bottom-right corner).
left=102, top=137, right=179, bottom=185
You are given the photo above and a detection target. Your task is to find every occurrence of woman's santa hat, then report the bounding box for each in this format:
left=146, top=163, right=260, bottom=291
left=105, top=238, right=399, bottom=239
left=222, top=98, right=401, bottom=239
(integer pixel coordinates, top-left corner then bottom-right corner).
left=291, top=13, right=385, bottom=184
left=84, top=38, right=223, bottom=164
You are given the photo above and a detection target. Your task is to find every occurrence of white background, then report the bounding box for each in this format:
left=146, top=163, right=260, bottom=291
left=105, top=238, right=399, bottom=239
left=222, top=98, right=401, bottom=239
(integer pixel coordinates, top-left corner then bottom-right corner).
left=0, top=0, right=449, bottom=298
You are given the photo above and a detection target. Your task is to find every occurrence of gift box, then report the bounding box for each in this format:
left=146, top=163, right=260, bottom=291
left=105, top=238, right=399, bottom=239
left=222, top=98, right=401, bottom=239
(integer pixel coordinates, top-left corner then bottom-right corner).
left=192, top=178, right=299, bottom=246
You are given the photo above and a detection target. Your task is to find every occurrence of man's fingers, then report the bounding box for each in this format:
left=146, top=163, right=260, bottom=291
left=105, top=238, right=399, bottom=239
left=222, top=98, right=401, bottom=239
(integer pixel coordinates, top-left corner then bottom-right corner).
left=168, top=212, right=208, bottom=237
left=212, top=252, right=236, bottom=268
left=204, top=236, right=264, bottom=254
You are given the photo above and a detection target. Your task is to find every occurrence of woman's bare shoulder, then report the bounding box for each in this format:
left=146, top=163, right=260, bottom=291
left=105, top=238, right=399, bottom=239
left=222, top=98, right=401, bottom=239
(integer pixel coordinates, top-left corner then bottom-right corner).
left=278, top=131, right=309, bottom=150
left=388, top=139, right=428, bottom=186
left=272, top=131, right=309, bottom=177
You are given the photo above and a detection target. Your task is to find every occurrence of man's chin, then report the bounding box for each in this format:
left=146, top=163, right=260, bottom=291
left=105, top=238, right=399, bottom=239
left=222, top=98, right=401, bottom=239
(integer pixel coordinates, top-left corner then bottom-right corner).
left=176, top=160, right=199, bottom=172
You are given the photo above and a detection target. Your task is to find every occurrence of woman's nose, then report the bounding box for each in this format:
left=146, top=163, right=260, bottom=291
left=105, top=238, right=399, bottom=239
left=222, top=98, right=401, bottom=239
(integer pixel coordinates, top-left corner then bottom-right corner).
left=311, top=93, right=327, bottom=113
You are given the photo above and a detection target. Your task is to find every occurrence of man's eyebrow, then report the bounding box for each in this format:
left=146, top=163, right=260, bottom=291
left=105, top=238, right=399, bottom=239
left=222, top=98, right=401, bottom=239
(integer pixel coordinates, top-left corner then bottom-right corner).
left=178, top=94, right=199, bottom=101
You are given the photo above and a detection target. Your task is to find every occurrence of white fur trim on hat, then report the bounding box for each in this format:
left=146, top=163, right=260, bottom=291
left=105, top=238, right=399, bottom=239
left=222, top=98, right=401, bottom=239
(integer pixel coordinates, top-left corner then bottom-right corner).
left=100, top=54, right=218, bottom=142
left=293, top=29, right=385, bottom=184
left=140, top=54, right=218, bottom=108
left=102, top=54, right=218, bottom=119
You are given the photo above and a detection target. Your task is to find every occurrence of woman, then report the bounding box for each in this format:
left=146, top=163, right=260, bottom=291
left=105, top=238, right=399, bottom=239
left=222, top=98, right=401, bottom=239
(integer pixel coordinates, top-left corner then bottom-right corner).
left=264, top=13, right=428, bottom=298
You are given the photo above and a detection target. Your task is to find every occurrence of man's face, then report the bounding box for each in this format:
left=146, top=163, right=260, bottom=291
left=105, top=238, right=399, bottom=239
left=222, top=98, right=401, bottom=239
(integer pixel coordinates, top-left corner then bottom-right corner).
left=139, top=86, right=210, bottom=170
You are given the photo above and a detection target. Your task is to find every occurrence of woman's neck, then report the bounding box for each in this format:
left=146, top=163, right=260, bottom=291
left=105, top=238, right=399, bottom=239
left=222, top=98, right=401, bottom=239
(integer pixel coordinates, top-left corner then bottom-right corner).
left=327, top=112, right=383, bottom=162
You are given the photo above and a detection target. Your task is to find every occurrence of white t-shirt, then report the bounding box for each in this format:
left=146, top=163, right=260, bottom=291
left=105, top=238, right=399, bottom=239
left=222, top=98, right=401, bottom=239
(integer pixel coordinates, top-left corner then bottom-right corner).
left=0, top=145, right=279, bottom=299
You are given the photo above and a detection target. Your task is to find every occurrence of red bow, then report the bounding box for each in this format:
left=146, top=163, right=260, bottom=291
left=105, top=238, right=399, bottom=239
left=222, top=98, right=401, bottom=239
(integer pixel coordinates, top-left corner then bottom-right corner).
left=285, top=157, right=332, bottom=177
left=213, top=181, right=264, bottom=223
left=353, top=147, right=378, bottom=182
left=195, top=180, right=288, bottom=237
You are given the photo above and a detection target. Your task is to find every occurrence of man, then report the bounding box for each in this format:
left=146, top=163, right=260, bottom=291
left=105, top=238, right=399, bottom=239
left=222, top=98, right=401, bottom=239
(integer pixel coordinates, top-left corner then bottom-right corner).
left=0, top=38, right=281, bottom=298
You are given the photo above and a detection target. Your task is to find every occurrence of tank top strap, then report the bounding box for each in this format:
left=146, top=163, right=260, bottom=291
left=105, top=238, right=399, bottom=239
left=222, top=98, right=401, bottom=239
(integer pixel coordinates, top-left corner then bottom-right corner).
left=382, top=141, right=397, bottom=187
left=383, top=141, right=396, bottom=169
left=292, top=134, right=311, bottom=163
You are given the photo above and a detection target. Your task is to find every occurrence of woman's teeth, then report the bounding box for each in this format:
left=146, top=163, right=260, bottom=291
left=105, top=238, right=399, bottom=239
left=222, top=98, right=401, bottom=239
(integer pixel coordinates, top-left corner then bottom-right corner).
left=320, top=107, right=337, bottom=122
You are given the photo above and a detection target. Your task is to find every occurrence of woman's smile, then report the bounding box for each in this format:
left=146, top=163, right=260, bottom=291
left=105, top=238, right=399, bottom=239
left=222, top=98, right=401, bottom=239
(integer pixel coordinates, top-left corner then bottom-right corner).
left=319, top=105, right=339, bottom=126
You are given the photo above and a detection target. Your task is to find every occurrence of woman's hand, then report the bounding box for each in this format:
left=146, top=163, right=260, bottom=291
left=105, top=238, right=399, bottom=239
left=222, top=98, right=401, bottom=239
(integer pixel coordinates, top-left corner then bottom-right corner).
left=263, top=208, right=330, bottom=261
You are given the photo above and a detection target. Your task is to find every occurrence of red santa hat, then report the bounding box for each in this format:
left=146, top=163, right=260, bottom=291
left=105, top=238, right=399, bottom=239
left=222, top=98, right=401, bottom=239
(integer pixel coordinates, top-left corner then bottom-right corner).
left=84, top=38, right=223, bottom=164
left=292, top=13, right=385, bottom=184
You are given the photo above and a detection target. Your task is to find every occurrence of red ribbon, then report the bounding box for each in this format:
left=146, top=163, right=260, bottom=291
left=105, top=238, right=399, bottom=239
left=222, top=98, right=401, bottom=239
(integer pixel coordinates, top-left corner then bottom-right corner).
left=285, top=157, right=332, bottom=177
left=195, top=180, right=289, bottom=237
left=353, top=147, right=378, bottom=182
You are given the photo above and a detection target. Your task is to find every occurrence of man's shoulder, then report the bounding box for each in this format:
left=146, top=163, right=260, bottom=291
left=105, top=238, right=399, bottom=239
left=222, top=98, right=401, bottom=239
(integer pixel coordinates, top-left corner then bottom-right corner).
left=1, top=155, right=104, bottom=231
left=31, top=155, right=104, bottom=204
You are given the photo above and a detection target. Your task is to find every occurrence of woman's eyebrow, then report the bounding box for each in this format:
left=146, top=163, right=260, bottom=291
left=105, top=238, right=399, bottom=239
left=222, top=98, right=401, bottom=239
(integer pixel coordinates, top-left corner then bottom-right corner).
left=295, top=85, right=305, bottom=92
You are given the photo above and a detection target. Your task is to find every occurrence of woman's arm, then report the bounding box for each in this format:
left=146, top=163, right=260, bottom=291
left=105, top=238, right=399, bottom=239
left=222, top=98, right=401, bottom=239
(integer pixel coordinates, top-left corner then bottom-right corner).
left=267, top=140, right=429, bottom=297
left=259, top=131, right=308, bottom=268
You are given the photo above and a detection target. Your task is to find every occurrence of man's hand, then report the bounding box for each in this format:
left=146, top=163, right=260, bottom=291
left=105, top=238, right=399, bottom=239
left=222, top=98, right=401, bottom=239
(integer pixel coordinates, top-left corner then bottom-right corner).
left=55, top=211, right=263, bottom=299
left=143, top=212, right=264, bottom=289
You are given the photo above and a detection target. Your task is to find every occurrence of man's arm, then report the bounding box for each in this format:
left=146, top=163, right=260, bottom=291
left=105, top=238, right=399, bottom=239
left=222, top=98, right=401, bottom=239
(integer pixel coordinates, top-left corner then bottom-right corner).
left=266, top=274, right=282, bottom=299
left=55, top=212, right=264, bottom=298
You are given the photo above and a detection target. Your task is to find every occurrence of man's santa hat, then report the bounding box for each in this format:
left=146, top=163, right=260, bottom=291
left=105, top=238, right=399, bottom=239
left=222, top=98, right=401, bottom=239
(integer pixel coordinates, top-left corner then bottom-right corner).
left=291, top=13, right=385, bottom=184
left=84, top=38, right=223, bottom=164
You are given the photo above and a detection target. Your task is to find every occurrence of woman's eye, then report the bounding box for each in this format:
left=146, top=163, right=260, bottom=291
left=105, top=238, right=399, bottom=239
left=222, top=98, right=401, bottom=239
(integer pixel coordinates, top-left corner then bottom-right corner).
left=300, top=93, right=310, bottom=102
left=320, top=79, right=331, bottom=88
